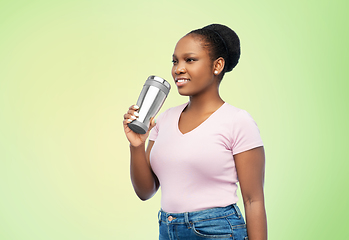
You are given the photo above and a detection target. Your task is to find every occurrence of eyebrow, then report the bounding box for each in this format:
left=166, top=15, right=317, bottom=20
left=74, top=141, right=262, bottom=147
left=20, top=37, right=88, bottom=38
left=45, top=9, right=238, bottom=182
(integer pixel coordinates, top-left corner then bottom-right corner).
left=172, top=53, right=197, bottom=58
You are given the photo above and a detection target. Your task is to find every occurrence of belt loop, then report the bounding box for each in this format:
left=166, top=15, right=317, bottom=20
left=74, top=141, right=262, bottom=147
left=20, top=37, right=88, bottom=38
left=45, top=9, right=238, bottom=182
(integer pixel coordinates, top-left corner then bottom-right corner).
left=158, top=210, right=161, bottom=223
left=232, top=204, right=242, bottom=218
left=184, top=212, right=191, bottom=228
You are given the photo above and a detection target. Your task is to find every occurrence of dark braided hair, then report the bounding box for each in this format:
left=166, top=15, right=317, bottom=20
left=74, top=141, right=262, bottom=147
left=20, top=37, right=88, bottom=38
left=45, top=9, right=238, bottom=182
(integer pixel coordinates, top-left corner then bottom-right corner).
left=187, top=24, right=240, bottom=75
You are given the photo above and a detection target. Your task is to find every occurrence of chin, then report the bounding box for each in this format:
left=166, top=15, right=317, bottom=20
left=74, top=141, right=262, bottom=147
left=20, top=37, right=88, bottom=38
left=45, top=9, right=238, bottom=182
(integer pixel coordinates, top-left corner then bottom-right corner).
left=177, top=89, right=192, bottom=96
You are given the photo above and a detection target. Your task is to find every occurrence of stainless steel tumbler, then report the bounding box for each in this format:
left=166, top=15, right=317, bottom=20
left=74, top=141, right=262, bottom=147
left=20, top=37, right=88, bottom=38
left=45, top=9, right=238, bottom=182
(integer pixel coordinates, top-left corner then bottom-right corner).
left=128, top=75, right=171, bottom=134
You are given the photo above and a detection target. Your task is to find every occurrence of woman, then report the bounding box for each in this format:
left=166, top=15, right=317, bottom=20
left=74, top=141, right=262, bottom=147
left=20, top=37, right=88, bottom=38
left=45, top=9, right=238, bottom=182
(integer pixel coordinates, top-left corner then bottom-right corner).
left=123, top=24, right=267, bottom=240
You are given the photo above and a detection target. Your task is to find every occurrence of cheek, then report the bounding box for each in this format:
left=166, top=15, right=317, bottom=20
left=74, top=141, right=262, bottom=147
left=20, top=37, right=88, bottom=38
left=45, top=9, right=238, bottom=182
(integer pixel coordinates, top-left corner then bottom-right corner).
left=171, top=66, right=176, bottom=78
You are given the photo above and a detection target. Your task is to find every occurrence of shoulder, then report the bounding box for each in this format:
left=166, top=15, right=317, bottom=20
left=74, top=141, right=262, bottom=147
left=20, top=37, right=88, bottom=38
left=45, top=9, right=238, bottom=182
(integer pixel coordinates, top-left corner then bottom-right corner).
left=222, top=103, right=263, bottom=153
left=221, top=103, right=261, bottom=136
left=158, top=102, right=188, bottom=117
left=223, top=103, right=255, bottom=122
left=223, top=102, right=244, bottom=114
left=156, top=102, right=188, bottom=122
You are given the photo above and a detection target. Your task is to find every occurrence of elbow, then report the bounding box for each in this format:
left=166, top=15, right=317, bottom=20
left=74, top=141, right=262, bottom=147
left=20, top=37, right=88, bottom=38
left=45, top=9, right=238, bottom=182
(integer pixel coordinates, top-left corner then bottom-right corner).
left=131, top=177, right=159, bottom=201
left=134, top=185, right=158, bottom=201
left=136, top=191, right=155, bottom=201
left=139, top=196, right=150, bottom=201
left=243, top=196, right=264, bottom=206
left=133, top=180, right=159, bottom=201
left=242, top=192, right=265, bottom=206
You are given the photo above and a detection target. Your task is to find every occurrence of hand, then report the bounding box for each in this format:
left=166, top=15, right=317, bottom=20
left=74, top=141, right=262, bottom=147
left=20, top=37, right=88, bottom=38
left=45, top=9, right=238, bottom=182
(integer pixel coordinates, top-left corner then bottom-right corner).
left=123, top=105, right=156, bottom=148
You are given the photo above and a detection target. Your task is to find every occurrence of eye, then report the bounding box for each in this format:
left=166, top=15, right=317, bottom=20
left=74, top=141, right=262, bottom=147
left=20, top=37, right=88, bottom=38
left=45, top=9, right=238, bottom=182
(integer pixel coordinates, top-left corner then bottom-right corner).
left=172, top=59, right=178, bottom=64
left=186, top=58, right=196, bottom=63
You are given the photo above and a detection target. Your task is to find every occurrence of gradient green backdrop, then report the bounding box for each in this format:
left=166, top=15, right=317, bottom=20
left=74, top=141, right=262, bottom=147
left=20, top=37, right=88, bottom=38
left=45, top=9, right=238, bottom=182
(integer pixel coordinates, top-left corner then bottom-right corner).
left=1, top=0, right=348, bottom=239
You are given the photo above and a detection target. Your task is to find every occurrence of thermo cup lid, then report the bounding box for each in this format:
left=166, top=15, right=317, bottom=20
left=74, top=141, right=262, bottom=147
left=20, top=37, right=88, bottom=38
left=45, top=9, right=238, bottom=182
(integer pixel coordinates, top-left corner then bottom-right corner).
left=146, top=75, right=171, bottom=95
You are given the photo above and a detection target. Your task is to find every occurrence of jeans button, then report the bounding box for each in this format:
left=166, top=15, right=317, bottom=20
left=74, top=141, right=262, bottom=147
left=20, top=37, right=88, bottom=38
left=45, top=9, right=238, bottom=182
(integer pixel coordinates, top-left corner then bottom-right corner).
left=168, top=216, right=173, bottom=221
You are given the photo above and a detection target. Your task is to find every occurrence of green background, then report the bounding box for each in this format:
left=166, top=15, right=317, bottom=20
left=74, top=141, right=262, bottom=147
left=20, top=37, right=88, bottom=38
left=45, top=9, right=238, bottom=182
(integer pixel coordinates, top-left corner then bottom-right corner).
left=0, top=0, right=348, bottom=239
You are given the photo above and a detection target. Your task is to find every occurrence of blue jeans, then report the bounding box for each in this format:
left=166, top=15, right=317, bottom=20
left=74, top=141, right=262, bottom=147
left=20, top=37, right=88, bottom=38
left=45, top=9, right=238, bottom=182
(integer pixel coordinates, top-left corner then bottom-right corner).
left=158, top=204, right=248, bottom=240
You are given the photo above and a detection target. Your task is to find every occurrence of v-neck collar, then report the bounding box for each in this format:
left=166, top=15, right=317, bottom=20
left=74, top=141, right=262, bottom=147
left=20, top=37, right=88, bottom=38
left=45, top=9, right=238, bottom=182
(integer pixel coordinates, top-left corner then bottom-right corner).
left=176, top=102, right=226, bottom=136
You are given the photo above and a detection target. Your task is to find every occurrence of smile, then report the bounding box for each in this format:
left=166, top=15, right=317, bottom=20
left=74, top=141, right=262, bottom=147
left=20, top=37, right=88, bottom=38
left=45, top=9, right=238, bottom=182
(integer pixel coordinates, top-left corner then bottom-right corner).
left=175, top=77, right=190, bottom=82
left=175, top=78, right=190, bottom=87
left=177, top=79, right=189, bottom=83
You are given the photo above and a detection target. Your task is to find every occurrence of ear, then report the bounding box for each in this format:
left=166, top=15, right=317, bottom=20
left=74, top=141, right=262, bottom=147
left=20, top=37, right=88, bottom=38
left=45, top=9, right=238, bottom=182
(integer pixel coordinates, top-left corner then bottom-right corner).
left=213, top=57, right=225, bottom=75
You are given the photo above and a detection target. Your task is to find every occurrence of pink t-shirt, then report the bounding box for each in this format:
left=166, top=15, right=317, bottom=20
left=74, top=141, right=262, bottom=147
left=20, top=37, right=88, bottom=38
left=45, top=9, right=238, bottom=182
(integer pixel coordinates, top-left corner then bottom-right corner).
left=149, top=102, right=263, bottom=213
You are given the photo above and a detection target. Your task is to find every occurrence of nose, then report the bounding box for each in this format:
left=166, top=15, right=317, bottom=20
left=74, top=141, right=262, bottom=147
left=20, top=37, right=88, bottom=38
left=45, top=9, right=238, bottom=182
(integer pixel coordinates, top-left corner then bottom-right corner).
left=174, top=62, right=186, bottom=75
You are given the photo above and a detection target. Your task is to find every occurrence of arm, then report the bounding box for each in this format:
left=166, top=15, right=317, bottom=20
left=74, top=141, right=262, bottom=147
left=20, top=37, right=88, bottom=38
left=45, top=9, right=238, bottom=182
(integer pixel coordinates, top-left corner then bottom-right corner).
left=123, top=105, right=160, bottom=201
left=234, top=146, right=267, bottom=240
left=130, top=140, right=159, bottom=200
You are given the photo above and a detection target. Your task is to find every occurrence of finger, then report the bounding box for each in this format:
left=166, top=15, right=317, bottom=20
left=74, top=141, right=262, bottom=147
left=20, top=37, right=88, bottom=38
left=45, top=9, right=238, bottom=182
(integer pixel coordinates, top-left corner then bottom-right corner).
left=127, top=109, right=140, bottom=117
left=129, top=104, right=140, bottom=111
left=123, top=118, right=133, bottom=127
left=125, top=108, right=140, bottom=119
left=148, top=117, right=156, bottom=132
left=123, top=112, right=136, bottom=120
left=123, top=113, right=137, bottom=126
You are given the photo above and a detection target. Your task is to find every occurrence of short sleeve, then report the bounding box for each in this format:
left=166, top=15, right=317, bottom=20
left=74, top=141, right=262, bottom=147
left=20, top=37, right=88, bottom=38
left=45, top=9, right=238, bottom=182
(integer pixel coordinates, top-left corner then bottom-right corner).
left=149, top=121, right=159, bottom=141
left=149, top=109, right=167, bottom=141
left=231, top=110, right=263, bottom=155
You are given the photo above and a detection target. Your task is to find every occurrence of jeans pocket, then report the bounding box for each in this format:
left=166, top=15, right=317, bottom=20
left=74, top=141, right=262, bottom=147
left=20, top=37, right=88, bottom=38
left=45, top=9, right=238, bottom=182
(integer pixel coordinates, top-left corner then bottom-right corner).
left=231, top=224, right=248, bottom=240
left=225, top=212, right=248, bottom=240
left=192, top=217, right=233, bottom=239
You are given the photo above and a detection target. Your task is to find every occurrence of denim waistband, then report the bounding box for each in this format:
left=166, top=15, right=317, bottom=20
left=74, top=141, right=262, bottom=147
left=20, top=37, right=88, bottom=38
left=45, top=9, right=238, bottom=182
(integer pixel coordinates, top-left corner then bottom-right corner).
left=158, top=204, right=242, bottom=226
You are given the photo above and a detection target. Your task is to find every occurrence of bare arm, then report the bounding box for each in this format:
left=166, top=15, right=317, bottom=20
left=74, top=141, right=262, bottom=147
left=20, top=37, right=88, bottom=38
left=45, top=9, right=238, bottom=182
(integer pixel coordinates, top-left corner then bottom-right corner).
left=234, top=146, right=267, bottom=240
left=123, top=105, right=159, bottom=200
left=130, top=140, right=159, bottom=200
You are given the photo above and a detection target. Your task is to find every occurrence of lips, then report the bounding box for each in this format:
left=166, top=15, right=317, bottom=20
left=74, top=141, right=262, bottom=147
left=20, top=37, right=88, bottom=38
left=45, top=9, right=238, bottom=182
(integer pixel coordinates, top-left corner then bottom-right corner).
left=175, top=78, right=190, bottom=87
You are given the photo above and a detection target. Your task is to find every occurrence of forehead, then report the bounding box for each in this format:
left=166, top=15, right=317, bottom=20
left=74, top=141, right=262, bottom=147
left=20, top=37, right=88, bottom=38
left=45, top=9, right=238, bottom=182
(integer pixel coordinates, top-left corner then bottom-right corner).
left=173, top=35, right=206, bottom=56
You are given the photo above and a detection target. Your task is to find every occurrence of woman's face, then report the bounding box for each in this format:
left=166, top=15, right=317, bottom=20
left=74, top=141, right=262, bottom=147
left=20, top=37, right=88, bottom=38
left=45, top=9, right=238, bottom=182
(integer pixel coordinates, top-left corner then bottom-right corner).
left=171, top=35, right=217, bottom=96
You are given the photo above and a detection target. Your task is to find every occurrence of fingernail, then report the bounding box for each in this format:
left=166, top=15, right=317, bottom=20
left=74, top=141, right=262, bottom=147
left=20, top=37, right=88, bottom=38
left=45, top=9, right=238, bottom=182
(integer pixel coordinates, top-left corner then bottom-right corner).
left=134, top=112, right=139, bottom=117
left=127, top=119, right=133, bottom=122
left=133, top=105, right=139, bottom=109
left=131, top=115, right=136, bottom=120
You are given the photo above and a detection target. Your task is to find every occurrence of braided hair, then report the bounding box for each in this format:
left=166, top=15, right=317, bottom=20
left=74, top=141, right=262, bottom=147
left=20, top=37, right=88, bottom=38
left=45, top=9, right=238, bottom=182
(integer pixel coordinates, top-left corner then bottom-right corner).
left=187, top=24, right=240, bottom=77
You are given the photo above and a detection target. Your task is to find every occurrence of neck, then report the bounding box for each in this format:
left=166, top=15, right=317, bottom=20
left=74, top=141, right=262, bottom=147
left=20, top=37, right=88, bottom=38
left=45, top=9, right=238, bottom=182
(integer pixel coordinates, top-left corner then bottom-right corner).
left=186, top=88, right=224, bottom=114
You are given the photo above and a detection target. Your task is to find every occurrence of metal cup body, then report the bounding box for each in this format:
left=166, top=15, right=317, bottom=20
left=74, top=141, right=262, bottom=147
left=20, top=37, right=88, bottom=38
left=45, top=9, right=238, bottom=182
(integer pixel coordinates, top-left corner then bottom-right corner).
left=128, top=76, right=171, bottom=134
